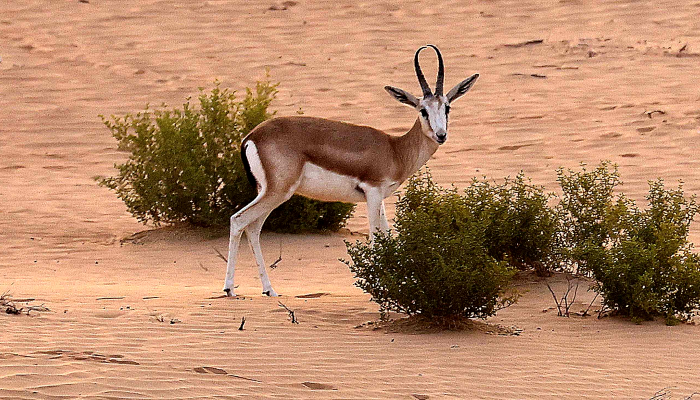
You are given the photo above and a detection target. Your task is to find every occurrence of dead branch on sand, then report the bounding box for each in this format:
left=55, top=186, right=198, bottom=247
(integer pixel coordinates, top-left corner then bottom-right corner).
left=649, top=387, right=700, bottom=400
left=213, top=247, right=228, bottom=263
left=581, top=291, right=600, bottom=317
left=278, top=301, right=299, bottom=324
left=269, top=243, right=283, bottom=269
left=545, top=274, right=580, bottom=317
left=2, top=292, right=50, bottom=316
left=269, top=253, right=282, bottom=269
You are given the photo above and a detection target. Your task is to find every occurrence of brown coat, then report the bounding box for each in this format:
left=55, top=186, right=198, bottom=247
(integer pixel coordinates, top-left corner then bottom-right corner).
left=243, top=116, right=438, bottom=192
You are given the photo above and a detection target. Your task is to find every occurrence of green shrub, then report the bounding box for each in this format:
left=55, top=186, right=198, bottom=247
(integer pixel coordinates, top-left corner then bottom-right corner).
left=345, top=170, right=517, bottom=319
left=586, top=181, right=700, bottom=323
left=555, top=161, right=627, bottom=273
left=557, top=162, right=700, bottom=323
left=98, top=78, right=354, bottom=231
left=264, top=195, right=357, bottom=234
left=463, top=173, right=557, bottom=275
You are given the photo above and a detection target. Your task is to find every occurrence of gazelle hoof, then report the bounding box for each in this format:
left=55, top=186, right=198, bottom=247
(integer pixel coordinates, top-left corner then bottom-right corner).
left=262, top=289, right=279, bottom=297
left=223, top=288, right=235, bottom=297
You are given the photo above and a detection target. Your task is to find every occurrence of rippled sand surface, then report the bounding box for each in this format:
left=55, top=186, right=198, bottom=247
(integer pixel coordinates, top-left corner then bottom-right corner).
left=2, top=1, right=700, bottom=398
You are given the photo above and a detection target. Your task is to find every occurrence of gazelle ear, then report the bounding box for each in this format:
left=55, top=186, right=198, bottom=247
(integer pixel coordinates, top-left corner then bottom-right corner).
left=446, top=73, right=479, bottom=103
left=384, top=86, right=420, bottom=108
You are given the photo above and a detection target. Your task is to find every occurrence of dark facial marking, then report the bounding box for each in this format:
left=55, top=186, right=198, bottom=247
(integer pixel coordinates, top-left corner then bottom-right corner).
left=419, top=108, right=433, bottom=132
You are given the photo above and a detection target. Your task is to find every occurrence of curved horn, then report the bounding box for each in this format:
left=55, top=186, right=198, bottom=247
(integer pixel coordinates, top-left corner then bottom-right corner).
left=427, top=44, right=445, bottom=96
left=414, top=46, right=432, bottom=97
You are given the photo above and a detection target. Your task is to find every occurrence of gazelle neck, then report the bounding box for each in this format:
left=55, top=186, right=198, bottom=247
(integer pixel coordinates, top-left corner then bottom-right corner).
left=391, top=118, right=440, bottom=182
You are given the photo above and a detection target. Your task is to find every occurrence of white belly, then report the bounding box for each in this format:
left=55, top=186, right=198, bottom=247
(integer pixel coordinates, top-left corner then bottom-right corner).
left=295, top=163, right=367, bottom=203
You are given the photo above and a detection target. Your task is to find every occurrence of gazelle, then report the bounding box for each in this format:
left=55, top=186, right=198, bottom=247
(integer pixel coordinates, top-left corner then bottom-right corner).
left=224, top=45, right=479, bottom=297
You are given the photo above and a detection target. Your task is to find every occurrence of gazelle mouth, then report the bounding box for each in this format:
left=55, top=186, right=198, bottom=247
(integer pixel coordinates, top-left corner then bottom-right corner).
left=434, top=130, right=447, bottom=144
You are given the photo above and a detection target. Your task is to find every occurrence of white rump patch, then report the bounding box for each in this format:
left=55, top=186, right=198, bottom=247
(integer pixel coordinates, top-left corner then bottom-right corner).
left=244, top=141, right=267, bottom=195
left=296, top=163, right=366, bottom=203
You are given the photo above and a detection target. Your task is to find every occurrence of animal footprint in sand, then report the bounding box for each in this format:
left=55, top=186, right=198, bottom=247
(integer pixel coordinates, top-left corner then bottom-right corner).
left=33, top=350, right=139, bottom=365
left=194, top=366, right=227, bottom=375
left=194, top=366, right=262, bottom=382
left=302, top=382, right=337, bottom=390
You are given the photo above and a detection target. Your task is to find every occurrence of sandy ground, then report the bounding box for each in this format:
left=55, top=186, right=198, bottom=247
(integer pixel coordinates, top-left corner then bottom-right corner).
left=2, top=0, right=700, bottom=398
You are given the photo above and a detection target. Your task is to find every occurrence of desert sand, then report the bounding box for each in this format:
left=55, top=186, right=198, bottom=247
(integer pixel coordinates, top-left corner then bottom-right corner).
left=2, top=0, right=700, bottom=398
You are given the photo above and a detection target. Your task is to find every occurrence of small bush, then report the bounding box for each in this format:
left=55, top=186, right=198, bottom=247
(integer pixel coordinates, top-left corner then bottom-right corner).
left=98, top=78, right=354, bottom=231
left=463, top=173, right=558, bottom=275
left=345, top=170, right=517, bottom=319
left=557, top=162, right=700, bottom=323
left=264, top=195, right=357, bottom=234
left=555, top=161, right=627, bottom=273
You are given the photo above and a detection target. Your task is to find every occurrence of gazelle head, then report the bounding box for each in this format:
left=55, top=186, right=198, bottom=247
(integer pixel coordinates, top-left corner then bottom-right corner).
left=385, top=45, right=479, bottom=145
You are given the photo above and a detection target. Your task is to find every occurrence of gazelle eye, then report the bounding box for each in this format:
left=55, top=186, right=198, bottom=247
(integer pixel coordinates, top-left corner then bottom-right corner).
left=420, top=109, right=428, bottom=118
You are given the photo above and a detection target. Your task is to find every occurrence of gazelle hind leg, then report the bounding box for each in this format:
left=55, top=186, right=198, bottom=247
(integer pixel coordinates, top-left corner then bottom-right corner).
left=244, top=211, right=278, bottom=296
left=224, top=197, right=266, bottom=296
left=224, top=224, right=243, bottom=296
left=224, top=196, right=285, bottom=296
left=224, top=139, right=303, bottom=296
left=225, top=140, right=276, bottom=296
left=244, top=180, right=301, bottom=296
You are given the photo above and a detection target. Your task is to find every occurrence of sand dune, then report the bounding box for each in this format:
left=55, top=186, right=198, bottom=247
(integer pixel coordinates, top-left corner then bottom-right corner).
left=2, top=0, right=700, bottom=398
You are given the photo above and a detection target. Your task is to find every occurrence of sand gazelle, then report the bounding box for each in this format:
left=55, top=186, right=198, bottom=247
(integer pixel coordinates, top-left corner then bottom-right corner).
left=223, top=45, right=479, bottom=297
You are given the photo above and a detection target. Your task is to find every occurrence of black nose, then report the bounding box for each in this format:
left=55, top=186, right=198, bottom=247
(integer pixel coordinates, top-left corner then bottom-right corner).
left=436, top=134, right=446, bottom=144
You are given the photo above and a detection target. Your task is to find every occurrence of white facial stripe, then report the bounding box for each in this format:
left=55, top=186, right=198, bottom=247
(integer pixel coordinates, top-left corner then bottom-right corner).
left=420, top=98, right=448, bottom=135
left=430, top=104, right=447, bottom=133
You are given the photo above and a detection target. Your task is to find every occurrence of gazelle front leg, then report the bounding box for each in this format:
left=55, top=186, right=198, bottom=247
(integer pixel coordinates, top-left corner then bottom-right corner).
left=365, top=186, right=389, bottom=242
left=379, top=202, right=390, bottom=233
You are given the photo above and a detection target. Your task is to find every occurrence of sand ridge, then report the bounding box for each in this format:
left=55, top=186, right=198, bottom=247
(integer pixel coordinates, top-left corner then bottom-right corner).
left=2, top=0, right=700, bottom=398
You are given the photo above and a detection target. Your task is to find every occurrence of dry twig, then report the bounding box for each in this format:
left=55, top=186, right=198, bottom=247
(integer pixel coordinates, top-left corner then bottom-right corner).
left=269, top=254, right=282, bottom=269
left=268, top=243, right=283, bottom=269
left=545, top=274, right=580, bottom=317
left=581, top=291, right=600, bottom=317
left=2, top=291, right=50, bottom=316
left=278, top=301, right=299, bottom=324
left=545, top=281, right=563, bottom=316
left=649, top=387, right=700, bottom=400
left=651, top=387, right=673, bottom=400
left=213, top=247, right=228, bottom=263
